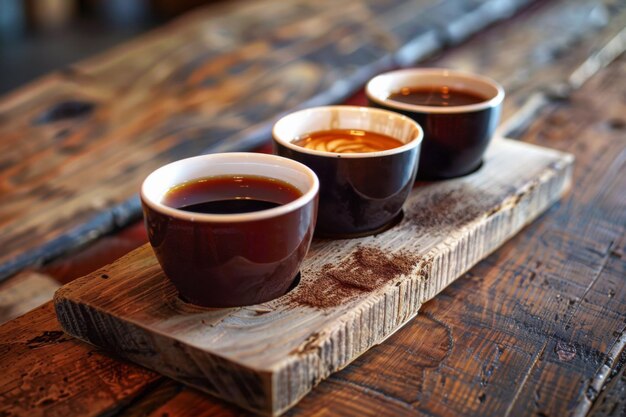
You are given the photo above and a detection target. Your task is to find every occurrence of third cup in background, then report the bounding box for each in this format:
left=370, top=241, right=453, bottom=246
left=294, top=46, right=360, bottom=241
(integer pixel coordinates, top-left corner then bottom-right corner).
left=366, top=68, right=505, bottom=179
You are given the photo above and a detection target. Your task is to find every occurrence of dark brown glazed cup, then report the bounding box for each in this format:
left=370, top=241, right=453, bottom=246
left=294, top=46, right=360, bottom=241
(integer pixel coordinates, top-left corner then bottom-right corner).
left=366, top=68, right=505, bottom=179
left=140, top=153, right=319, bottom=308
left=273, top=106, right=423, bottom=238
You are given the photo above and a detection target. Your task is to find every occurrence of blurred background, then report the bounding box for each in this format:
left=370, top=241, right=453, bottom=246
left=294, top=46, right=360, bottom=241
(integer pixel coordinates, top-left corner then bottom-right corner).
left=0, top=0, right=219, bottom=94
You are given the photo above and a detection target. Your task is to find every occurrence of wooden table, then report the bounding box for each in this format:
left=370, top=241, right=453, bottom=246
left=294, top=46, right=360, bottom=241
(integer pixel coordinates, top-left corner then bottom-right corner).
left=1, top=0, right=625, bottom=416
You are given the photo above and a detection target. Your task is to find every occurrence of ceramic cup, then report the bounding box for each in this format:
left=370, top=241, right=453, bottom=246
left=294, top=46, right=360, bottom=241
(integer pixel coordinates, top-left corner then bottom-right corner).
left=273, top=106, right=423, bottom=238
left=366, top=68, right=505, bottom=179
left=141, top=153, right=319, bottom=307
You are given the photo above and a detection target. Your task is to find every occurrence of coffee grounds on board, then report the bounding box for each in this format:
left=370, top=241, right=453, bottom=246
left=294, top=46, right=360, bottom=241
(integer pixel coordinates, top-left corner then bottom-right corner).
left=290, top=246, right=419, bottom=309
left=408, top=184, right=506, bottom=234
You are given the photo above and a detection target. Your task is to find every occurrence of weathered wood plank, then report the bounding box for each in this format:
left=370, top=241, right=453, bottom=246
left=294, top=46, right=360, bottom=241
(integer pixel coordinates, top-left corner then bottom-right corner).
left=0, top=0, right=535, bottom=281
left=54, top=138, right=573, bottom=415
left=0, top=302, right=159, bottom=417
left=0, top=270, right=59, bottom=325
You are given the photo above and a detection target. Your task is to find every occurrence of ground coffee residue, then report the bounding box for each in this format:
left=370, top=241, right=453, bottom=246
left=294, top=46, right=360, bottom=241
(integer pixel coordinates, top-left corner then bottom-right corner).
left=290, top=246, right=419, bottom=309
left=408, top=185, right=503, bottom=234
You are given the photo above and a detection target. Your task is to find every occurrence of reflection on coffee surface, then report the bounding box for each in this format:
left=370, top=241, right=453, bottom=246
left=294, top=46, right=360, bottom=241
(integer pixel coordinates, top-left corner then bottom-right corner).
left=292, top=129, right=403, bottom=153
left=162, top=175, right=302, bottom=214
left=388, top=86, right=487, bottom=107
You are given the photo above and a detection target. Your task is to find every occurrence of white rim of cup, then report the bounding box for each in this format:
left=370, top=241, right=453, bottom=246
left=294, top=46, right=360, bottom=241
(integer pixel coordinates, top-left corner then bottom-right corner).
left=272, top=105, right=424, bottom=159
left=365, top=68, right=505, bottom=114
left=140, top=152, right=319, bottom=223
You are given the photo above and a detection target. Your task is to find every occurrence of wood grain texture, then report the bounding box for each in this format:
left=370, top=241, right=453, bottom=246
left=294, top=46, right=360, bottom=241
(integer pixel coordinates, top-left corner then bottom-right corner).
left=0, top=270, right=60, bottom=325
left=0, top=0, right=536, bottom=282
left=54, top=138, right=573, bottom=415
left=0, top=302, right=160, bottom=417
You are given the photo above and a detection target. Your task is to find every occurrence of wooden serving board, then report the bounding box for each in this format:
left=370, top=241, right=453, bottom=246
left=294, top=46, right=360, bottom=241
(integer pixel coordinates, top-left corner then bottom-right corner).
left=54, top=138, right=573, bottom=416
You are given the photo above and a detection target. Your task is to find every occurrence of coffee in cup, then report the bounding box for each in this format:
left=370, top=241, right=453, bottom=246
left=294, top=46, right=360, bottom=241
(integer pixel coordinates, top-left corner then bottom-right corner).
left=273, top=106, right=423, bottom=238
left=366, top=68, right=505, bottom=179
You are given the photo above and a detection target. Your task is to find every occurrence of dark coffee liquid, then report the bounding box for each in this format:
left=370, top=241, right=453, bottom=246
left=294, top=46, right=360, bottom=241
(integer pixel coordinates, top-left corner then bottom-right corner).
left=178, top=199, right=280, bottom=214
left=162, top=175, right=302, bottom=214
left=388, top=86, right=487, bottom=107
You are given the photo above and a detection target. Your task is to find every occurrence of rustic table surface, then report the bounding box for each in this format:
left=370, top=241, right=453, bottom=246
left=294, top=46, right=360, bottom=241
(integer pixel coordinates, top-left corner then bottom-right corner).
left=1, top=0, right=625, bottom=416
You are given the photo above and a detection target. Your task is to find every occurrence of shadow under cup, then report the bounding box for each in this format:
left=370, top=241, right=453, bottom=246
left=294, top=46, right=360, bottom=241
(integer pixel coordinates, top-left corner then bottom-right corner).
left=366, top=69, right=505, bottom=179
left=273, top=106, right=423, bottom=238
left=140, top=153, right=319, bottom=308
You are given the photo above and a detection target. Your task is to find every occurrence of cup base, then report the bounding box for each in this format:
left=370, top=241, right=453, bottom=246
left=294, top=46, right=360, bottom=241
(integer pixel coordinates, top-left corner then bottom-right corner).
left=175, top=271, right=302, bottom=309
left=314, top=210, right=404, bottom=239
left=416, top=159, right=484, bottom=181
left=286, top=271, right=302, bottom=293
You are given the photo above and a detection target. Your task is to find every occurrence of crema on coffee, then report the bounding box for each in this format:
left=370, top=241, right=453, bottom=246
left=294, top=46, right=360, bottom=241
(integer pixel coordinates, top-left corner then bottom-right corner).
left=292, top=129, right=403, bottom=153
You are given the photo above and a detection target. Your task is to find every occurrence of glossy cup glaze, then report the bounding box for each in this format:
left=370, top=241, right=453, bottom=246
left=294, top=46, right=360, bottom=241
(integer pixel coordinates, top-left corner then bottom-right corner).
left=273, top=106, right=423, bottom=238
left=366, top=68, right=504, bottom=179
left=141, top=153, right=319, bottom=307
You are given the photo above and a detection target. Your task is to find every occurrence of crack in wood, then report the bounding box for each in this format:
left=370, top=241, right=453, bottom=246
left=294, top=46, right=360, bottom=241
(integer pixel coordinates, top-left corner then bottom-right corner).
left=290, top=332, right=323, bottom=356
left=503, top=342, right=549, bottom=417
left=573, top=330, right=626, bottom=417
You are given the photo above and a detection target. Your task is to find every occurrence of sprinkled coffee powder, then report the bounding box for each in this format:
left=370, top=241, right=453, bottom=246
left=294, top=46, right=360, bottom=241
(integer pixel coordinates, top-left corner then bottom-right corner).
left=408, top=185, right=503, bottom=234
left=289, top=246, right=419, bottom=309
